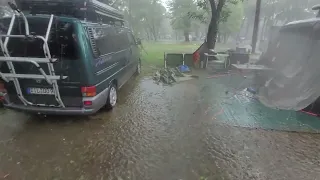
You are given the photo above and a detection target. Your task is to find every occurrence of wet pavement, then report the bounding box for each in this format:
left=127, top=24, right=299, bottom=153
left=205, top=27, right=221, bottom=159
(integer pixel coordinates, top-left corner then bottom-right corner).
left=0, top=74, right=320, bottom=180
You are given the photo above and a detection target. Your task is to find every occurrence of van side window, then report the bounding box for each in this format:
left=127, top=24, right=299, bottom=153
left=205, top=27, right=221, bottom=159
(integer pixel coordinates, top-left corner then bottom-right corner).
left=0, top=18, right=77, bottom=60
left=92, top=27, right=108, bottom=55
left=104, top=27, right=117, bottom=53
left=115, top=27, right=130, bottom=51
left=89, top=26, right=119, bottom=56
left=86, top=27, right=100, bottom=57
left=88, top=26, right=130, bottom=56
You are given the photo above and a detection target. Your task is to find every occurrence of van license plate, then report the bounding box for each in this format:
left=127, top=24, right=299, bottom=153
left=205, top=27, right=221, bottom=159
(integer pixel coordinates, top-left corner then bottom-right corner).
left=27, top=88, right=54, bottom=95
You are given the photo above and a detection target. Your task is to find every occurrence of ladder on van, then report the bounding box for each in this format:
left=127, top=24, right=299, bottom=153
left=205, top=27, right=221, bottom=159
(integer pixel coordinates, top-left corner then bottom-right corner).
left=0, top=4, right=67, bottom=108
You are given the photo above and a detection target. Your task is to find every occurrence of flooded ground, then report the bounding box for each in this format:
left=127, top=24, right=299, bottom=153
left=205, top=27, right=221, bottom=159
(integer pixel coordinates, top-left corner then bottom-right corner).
left=0, top=74, right=320, bottom=180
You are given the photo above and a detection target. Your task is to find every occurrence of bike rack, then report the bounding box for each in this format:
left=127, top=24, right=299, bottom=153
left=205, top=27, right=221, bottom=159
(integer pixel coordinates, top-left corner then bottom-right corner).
left=0, top=6, right=68, bottom=108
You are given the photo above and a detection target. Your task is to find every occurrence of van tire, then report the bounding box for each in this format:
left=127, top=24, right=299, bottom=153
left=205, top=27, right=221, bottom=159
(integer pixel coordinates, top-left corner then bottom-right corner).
left=135, top=59, right=141, bottom=75
left=106, top=83, right=117, bottom=109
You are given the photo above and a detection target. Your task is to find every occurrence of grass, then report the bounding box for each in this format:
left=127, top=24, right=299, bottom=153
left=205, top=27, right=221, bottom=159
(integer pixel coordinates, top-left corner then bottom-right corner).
left=140, top=41, right=231, bottom=68
left=140, top=41, right=201, bottom=67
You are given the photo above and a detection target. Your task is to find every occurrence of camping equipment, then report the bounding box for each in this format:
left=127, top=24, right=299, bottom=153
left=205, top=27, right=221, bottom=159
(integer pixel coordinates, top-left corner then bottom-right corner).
left=257, top=14, right=320, bottom=111
left=153, top=67, right=196, bottom=85
left=178, top=65, right=190, bottom=73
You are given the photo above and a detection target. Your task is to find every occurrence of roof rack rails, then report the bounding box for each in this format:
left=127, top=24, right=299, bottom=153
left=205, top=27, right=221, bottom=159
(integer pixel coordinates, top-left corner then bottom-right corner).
left=15, top=0, right=125, bottom=24
left=0, top=4, right=67, bottom=107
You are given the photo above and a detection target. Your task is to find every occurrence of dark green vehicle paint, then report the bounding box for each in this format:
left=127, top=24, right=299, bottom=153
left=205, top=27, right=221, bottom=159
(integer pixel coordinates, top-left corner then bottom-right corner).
left=0, top=15, right=140, bottom=115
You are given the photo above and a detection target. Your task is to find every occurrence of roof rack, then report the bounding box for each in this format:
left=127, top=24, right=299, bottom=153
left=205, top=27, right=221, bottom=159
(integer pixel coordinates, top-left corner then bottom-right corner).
left=15, top=0, right=125, bottom=23
left=0, top=9, right=67, bottom=107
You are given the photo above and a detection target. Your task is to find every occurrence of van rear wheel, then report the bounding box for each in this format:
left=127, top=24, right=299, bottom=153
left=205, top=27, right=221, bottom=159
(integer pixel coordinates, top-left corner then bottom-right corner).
left=106, top=83, right=117, bottom=109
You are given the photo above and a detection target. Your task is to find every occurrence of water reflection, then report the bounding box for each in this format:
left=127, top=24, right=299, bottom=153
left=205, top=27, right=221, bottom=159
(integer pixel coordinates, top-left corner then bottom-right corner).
left=0, top=76, right=319, bottom=179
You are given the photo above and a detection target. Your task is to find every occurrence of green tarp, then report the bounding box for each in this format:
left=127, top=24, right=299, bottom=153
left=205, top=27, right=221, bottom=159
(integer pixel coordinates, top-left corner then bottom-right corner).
left=203, top=75, right=320, bottom=133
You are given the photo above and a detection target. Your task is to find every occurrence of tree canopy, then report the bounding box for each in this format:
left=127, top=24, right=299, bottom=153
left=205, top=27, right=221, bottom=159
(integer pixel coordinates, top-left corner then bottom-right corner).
left=243, top=0, right=319, bottom=28
left=99, top=0, right=167, bottom=40
left=188, top=0, right=244, bottom=49
left=0, top=0, right=13, bottom=18
left=168, top=0, right=198, bottom=42
left=219, top=2, right=244, bottom=42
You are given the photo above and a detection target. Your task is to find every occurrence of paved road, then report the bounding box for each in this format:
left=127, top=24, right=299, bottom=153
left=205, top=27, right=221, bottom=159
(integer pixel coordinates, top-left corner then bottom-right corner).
left=0, top=75, right=320, bottom=180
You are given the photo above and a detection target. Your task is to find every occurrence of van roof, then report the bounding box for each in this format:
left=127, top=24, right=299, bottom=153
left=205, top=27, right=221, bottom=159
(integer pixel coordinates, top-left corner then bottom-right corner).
left=0, top=14, right=80, bottom=23
left=15, top=0, right=124, bottom=22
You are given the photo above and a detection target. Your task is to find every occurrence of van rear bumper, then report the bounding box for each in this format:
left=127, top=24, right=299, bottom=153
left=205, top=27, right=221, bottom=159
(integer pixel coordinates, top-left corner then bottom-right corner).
left=2, top=87, right=109, bottom=115
left=4, top=103, right=98, bottom=115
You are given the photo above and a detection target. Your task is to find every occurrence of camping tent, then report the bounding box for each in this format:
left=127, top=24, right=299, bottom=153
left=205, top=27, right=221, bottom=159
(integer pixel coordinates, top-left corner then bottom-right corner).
left=258, top=17, right=320, bottom=111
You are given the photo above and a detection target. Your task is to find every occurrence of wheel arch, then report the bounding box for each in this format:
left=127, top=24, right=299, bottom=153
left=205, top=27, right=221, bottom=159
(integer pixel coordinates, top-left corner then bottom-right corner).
left=109, top=79, right=118, bottom=89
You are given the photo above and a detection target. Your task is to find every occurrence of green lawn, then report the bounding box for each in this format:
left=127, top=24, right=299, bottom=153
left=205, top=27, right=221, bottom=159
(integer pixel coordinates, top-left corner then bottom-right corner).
left=140, top=42, right=200, bottom=67
left=140, top=41, right=230, bottom=67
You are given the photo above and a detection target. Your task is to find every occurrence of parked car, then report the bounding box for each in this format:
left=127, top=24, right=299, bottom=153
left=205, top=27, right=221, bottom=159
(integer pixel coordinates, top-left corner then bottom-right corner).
left=0, top=0, right=141, bottom=115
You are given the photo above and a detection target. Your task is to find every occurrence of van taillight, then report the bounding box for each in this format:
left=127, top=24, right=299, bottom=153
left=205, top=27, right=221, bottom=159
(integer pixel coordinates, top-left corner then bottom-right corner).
left=81, top=86, right=96, bottom=97
left=0, top=81, right=6, bottom=101
left=0, top=81, right=6, bottom=93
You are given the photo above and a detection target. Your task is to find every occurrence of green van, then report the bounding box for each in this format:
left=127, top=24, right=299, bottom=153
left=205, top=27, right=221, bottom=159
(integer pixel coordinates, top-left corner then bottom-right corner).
left=0, top=0, right=141, bottom=115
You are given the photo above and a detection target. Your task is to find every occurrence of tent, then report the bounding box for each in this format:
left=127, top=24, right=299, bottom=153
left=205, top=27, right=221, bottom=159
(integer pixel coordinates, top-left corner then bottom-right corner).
left=257, top=17, right=320, bottom=111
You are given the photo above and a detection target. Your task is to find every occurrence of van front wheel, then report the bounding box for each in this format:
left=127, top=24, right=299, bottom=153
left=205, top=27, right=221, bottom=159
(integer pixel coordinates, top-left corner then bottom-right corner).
left=106, top=84, right=117, bottom=109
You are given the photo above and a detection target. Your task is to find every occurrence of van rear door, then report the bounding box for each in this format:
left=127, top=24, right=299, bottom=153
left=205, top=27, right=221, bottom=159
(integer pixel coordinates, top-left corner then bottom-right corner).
left=0, top=16, right=84, bottom=107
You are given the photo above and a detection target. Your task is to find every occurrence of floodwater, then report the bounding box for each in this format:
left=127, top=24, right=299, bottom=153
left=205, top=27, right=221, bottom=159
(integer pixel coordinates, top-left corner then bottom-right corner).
left=0, top=75, right=320, bottom=180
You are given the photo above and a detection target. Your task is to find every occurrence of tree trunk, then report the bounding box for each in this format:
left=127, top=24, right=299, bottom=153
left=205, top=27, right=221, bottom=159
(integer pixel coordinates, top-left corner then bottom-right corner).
left=206, top=0, right=225, bottom=50
left=206, top=15, right=218, bottom=49
left=262, top=17, right=268, bottom=40
left=152, top=28, right=158, bottom=41
left=146, top=30, right=150, bottom=41
left=150, top=15, right=158, bottom=41
left=237, top=17, right=246, bottom=42
left=223, top=33, right=228, bottom=44
left=217, top=33, right=221, bottom=43
left=195, top=28, right=200, bottom=40
left=244, top=18, right=251, bottom=39
left=128, top=0, right=133, bottom=30
left=251, top=0, right=262, bottom=53
left=184, top=30, right=190, bottom=42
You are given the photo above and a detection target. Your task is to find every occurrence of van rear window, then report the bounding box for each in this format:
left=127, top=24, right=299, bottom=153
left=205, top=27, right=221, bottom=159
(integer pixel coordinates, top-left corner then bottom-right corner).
left=0, top=17, right=77, bottom=60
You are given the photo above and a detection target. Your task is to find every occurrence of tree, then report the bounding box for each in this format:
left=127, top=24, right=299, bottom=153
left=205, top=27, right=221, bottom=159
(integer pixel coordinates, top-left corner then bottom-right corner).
left=205, top=0, right=225, bottom=49
left=0, top=6, right=12, bottom=18
left=189, top=0, right=243, bottom=50
left=114, top=0, right=166, bottom=40
left=0, top=0, right=13, bottom=6
left=218, top=2, right=244, bottom=43
left=206, top=0, right=245, bottom=49
left=140, top=1, right=166, bottom=41
left=252, top=0, right=318, bottom=41
left=274, top=0, right=317, bottom=23
left=250, top=0, right=319, bottom=28
left=0, top=0, right=14, bottom=18
left=169, top=0, right=197, bottom=42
